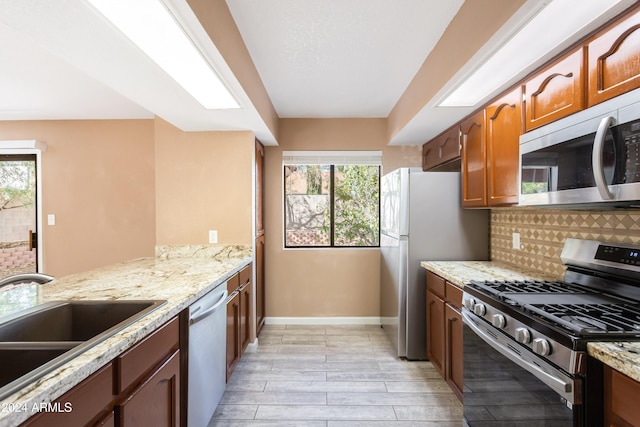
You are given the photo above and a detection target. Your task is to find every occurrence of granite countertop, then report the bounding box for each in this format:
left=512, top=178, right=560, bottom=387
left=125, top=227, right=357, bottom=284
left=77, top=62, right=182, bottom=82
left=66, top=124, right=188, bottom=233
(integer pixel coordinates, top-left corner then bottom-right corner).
left=420, top=260, right=559, bottom=288
left=0, top=244, right=251, bottom=427
left=421, top=260, right=640, bottom=385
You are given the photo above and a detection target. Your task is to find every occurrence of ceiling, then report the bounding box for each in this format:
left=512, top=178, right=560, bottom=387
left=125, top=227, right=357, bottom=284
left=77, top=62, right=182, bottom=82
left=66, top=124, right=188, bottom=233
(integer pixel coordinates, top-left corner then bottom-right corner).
left=225, top=0, right=464, bottom=118
left=0, top=0, right=634, bottom=146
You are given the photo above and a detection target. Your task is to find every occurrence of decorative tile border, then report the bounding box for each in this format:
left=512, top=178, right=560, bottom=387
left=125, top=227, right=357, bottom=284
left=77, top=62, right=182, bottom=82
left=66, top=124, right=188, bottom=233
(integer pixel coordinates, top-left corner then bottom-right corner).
left=490, top=208, right=640, bottom=278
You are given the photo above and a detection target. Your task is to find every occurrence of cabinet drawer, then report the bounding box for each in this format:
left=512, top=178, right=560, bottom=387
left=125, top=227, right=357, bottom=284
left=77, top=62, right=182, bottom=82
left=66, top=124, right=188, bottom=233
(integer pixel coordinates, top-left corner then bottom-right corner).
left=115, top=317, right=179, bottom=393
left=227, top=273, right=240, bottom=293
left=422, top=127, right=460, bottom=171
left=238, top=264, right=251, bottom=286
left=445, top=282, right=463, bottom=310
left=426, top=271, right=445, bottom=298
left=22, top=363, right=114, bottom=427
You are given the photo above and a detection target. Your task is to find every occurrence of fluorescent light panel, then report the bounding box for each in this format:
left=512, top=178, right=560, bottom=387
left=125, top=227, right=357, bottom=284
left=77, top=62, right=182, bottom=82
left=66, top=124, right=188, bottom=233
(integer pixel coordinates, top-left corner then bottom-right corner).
left=439, top=0, right=623, bottom=107
left=87, top=0, right=239, bottom=109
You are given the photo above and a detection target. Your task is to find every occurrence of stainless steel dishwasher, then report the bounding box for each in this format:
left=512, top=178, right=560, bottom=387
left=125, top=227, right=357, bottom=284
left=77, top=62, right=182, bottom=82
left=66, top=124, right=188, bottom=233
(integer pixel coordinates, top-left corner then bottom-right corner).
left=188, top=280, right=228, bottom=427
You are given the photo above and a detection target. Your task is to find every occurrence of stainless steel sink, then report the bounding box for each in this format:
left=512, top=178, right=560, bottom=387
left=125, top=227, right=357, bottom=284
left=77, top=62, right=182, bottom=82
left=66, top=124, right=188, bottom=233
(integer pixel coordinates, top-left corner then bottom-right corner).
left=0, top=300, right=166, bottom=400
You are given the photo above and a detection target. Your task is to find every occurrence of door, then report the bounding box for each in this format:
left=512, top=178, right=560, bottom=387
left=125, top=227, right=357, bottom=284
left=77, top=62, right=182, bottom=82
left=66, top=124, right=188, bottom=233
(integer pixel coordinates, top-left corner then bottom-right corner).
left=0, top=154, right=38, bottom=278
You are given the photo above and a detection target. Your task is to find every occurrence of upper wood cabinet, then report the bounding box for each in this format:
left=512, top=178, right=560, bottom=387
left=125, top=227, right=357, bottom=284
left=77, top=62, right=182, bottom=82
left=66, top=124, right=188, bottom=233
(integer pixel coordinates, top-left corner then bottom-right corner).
left=524, top=48, right=585, bottom=131
left=422, top=126, right=460, bottom=171
left=486, top=86, right=522, bottom=207
left=588, top=7, right=640, bottom=106
left=460, top=110, right=487, bottom=208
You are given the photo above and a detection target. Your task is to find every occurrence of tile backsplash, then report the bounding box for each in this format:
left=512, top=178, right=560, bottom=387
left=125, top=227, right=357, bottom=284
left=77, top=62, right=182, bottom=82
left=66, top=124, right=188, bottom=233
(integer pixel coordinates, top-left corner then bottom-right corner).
left=490, top=208, right=640, bottom=278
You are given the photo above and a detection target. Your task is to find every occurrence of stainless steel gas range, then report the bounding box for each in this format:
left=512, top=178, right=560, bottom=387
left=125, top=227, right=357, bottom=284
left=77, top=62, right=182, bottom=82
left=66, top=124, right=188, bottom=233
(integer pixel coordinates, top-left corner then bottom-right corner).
left=462, top=238, right=640, bottom=427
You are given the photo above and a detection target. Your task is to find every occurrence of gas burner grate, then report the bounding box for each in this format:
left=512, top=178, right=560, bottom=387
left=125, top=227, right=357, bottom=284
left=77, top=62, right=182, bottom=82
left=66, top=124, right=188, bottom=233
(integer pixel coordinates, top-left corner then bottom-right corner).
left=526, top=303, right=640, bottom=335
left=469, top=279, right=585, bottom=296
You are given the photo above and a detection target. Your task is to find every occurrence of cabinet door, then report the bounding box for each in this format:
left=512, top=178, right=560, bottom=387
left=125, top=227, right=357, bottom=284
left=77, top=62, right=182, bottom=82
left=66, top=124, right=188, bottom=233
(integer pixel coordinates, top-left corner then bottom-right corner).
left=486, top=87, right=522, bottom=206
left=240, top=280, right=252, bottom=353
left=445, top=304, right=463, bottom=402
left=524, top=48, right=585, bottom=131
left=255, top=140, right=265, bottom=237
left=461, top=110, right=487, bottom=207
left=426, top=290, right=445, bottom=377
left=226, top=291, right=241, bottom=381
left=117, top=350, right=180, bottom=427
left=422, top=126, right=460, bottom=171
left=22, top=363, right=114, bottom=427
left=604, top=365, right=640, bottom=427
left=588, top=7, right=640, bottom=106
left=255, top=234, right=265, bottom=335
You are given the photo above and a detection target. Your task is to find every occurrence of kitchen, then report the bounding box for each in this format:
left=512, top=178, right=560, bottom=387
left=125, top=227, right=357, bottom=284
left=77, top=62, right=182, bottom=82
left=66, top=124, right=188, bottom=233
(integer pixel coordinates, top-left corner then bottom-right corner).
left=1, top=0, right=640, bottom=426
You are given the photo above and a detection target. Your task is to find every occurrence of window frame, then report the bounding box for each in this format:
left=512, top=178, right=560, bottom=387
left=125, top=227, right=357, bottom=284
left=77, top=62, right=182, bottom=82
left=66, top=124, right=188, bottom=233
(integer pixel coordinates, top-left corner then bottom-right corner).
left=283, top=152, right=381, bottom=249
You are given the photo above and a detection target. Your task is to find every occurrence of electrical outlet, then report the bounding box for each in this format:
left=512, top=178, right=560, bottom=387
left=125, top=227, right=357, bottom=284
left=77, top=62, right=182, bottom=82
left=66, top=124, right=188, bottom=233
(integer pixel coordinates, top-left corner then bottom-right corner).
left=209, top=230, right=218, bottom=244
left=512, top=232, right=521, bottom=250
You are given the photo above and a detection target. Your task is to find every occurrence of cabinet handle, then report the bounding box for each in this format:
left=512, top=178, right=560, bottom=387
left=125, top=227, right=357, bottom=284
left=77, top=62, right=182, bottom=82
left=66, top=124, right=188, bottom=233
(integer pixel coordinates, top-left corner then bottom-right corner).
left=592, top=116, right=616, bottom=200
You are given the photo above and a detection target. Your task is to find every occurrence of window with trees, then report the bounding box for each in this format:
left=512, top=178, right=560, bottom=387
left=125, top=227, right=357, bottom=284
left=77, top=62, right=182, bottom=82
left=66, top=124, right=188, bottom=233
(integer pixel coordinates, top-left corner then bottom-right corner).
left=283, top=151, right=380, bottom=248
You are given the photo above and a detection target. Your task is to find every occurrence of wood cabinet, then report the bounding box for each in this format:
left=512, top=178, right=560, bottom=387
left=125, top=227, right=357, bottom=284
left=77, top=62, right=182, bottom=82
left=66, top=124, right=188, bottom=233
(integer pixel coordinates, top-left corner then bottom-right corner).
left=226, top=264, right=252, bottom=381
left=524, top=48, right=585, bottom=131
left=422, top=125, right=461, bottom=171
left=255, top=140, right=266, bottom=336
left=117, top=351, right=180, bottom=427
left=461, top=111, right=487, bottom=207
left=22, top=363, right=115, bottom=427
left=486, top=86, right=522, bottom=206
left=603, top=365, right=640, bottom=427
left=21, top=316, right=181, bottom=427
left=115, top=317, right=180, bottom=427
left=426, top=271, right=463, bottom=402
left=588, top=7, right=640, bottom=107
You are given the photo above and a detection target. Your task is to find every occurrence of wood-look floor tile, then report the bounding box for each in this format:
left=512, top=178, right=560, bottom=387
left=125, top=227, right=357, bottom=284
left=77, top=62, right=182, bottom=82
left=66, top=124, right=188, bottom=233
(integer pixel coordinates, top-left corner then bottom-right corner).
left=255, top=405, right=397, bottom=421
left=209, top=324, right=463, bottom=426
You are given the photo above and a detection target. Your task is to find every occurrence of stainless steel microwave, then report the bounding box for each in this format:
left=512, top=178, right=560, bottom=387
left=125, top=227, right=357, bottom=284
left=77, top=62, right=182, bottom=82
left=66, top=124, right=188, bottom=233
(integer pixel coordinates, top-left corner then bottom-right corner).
left=520, top=88, right=640, bottom=208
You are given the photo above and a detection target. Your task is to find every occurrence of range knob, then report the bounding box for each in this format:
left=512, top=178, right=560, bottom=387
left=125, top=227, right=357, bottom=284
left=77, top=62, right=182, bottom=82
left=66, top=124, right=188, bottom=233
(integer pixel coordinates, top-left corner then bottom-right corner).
left=492, top=314, right=506, bottom=329
left=514, top=327, right=531, bottom=344
left=532, top=338, right=551, bottom=356
left=473, top=303, right=486, bottom=316
left=463, top=298, right=476, bottom=311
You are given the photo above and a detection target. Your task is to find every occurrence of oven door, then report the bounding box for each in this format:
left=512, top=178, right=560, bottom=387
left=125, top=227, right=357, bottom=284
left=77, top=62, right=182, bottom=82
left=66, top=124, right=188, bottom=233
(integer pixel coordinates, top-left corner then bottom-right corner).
left=462, top=310, right=582, bottom=426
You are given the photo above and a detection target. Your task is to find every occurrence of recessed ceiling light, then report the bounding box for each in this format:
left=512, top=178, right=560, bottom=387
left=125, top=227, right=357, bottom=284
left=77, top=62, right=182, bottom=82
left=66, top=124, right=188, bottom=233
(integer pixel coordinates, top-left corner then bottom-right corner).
left=438, top=0, right=625, bottom=107
left=87, top=0, right=240, bottom=110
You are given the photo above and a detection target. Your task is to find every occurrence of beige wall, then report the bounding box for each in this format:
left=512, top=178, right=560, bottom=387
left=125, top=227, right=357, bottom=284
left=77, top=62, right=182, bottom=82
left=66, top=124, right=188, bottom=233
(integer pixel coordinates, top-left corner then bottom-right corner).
left=264, top=118, right=421, bottom=318
left=154, top=118, right=254, bottom=245
left=0, top=120, right=156, bottom=277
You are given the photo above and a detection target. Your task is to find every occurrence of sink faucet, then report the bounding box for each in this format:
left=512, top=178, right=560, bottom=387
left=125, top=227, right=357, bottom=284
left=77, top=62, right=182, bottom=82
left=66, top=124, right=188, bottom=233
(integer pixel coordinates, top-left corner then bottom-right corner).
left=0, top=273, right=54, bottom=289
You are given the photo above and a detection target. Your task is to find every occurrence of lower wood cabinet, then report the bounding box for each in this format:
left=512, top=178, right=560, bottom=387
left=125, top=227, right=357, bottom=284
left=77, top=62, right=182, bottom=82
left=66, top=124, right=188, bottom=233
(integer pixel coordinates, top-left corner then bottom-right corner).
left=117, top=350, right=180, bottom=427
left=426, top=271, right=463, bottom=401
left=603, top=365, right=640, bottom=427
left=226, top=264, right=253, bottom=381
left=21, top=316, right=181, bottom=427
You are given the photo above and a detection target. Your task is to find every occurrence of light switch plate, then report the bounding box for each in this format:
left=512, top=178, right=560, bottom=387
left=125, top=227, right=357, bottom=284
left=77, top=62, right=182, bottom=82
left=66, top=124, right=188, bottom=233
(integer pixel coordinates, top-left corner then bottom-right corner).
left=209, top=230, right=218, bottom=244
left=512, top=232, right=520, bottom=250
left=47, top=214, right=56, bottom=226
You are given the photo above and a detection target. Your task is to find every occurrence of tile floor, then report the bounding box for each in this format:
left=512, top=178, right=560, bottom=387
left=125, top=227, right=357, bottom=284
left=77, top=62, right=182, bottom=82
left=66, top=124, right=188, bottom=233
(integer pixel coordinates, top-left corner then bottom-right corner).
left=209, top=324, right=463, bottom=426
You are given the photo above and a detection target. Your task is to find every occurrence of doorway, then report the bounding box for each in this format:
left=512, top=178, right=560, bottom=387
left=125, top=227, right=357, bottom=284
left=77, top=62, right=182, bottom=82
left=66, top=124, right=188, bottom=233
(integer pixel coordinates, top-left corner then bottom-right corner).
left=0, top=154, right=38, bottom=278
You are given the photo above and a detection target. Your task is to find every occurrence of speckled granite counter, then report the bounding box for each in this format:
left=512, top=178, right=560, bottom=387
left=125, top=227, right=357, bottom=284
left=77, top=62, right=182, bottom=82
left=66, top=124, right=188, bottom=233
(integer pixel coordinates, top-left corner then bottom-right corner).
left=588, top=342, right=640, bottom=383
left=0, top=244, right=251, bottom=427
left=420, top=260, right=559, bottom=288
left=421, top=260, right=640, bottom=386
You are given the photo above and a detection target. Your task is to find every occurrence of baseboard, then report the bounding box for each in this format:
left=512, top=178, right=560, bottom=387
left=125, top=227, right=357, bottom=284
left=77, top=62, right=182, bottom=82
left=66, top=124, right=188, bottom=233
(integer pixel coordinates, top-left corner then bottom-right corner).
left=264, top=316, right=381, bottom=325
left=245, top=337, right=259, bottom=353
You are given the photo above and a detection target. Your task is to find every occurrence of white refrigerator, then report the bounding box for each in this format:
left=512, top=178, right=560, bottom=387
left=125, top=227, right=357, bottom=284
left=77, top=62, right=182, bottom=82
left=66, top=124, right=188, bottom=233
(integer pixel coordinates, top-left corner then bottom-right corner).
left=380, top=168, right=488, bottom=360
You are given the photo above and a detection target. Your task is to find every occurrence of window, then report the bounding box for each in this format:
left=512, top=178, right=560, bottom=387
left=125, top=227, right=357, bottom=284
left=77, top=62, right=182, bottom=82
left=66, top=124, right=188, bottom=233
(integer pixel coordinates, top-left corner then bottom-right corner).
left=283, top=151, right=381, bottom=248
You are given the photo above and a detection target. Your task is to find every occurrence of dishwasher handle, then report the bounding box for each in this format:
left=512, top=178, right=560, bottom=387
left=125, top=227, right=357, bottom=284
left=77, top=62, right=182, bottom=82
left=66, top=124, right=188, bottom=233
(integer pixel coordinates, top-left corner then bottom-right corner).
left=190, top=289, right=228, bottom=325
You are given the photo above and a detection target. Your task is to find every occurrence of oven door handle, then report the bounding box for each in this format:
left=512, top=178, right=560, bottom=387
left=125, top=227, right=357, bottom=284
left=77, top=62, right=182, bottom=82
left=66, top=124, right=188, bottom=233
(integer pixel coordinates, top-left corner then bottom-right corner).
left=592, top=115, right=616, bottom=200
left=462, top=310, right=575, bottom=402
